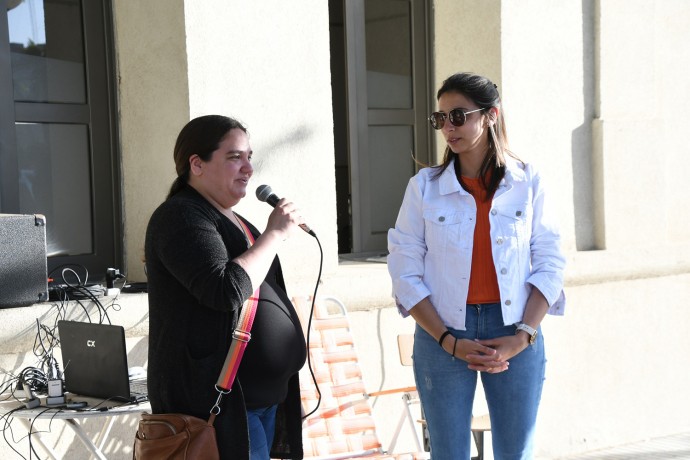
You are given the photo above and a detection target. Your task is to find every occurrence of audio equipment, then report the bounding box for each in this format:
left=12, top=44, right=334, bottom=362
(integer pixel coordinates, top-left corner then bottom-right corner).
left=0, top=214, right=48, bottom=308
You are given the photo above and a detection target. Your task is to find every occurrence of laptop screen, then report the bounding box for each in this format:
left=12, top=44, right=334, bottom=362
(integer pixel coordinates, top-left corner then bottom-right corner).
left=57, top=320, right=134, bottom=401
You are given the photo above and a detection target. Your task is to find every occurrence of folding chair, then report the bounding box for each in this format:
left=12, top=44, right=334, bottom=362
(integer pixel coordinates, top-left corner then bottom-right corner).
left=293, top=296, right=429, bottom=460
left=396, top=334, right=492, bottom=460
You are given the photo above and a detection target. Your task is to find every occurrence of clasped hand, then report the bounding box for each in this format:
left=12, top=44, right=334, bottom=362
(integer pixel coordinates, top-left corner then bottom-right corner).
left=446, top=334, right=529, bottom=374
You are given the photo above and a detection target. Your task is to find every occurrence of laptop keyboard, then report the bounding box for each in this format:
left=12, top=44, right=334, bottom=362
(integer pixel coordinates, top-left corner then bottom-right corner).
left=129, top=379, right=148, bottom=398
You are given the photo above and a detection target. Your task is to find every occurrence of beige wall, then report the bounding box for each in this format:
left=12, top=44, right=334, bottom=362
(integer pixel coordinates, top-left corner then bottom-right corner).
left=2, top=1, right=690, bottom=459
left=181, top=0, right=339, bottom=288
left=428, top=0, right=690, bottom=457
left=115, top=0, right=339, bottom=285
left=113, top=0, right=190, bottom=281
left=432, top=0, right=502, bottom=165
left=0, top=1, right=338, bottom=458
left=594, top=0, right=690, bottom=250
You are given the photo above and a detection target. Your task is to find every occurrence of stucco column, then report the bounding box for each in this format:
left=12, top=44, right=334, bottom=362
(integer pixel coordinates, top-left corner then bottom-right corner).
left=112, top=0, right=191, bottom=281
left=592, top=0, right=662, bottom=250
left=431, top=0, right=502, bottom=163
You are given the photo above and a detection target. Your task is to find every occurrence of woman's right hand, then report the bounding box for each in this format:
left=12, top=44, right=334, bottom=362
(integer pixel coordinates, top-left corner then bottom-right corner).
left=265, top=197, right=304, bottom=241
left=233, top=197, right=305, bottom=291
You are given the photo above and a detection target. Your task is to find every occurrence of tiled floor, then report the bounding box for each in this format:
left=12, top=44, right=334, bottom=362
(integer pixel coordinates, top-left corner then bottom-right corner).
left=561, top=432, right=690, bottom=459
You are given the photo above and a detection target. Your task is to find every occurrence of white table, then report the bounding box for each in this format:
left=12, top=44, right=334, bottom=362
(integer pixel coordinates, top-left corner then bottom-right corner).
left=4, top=396, right=150, bottom=460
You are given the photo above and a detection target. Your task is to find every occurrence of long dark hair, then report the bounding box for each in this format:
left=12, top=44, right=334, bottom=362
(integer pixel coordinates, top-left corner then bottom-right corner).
left=167, top=115, right=248, bottom=199
left=431, top=73, right=520, bottom=197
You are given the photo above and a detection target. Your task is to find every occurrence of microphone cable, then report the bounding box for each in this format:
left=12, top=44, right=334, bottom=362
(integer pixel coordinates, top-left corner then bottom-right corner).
left=254, top=184, right=323, bottom=418
left=301, top=233, right=323, bottom=420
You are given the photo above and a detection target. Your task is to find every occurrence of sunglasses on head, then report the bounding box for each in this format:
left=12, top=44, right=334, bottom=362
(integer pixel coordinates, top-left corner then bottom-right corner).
left=428, top=107, right=486, bottom=130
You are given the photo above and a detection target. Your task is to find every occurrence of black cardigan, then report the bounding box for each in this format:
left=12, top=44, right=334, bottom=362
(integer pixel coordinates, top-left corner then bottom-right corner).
left=144, top=186, right=304, bottom=459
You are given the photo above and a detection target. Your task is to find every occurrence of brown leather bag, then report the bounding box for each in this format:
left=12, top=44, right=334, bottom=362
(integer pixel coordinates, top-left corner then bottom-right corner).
left=133, top=412, right=219, bottom=460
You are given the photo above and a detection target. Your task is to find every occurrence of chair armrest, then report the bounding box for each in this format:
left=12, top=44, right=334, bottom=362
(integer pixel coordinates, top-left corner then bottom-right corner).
left=366, top=386, right=417, bottom=398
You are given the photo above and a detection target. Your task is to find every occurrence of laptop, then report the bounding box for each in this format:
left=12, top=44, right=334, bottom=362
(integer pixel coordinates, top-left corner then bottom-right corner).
left=57, top=320, right=148, bottom=403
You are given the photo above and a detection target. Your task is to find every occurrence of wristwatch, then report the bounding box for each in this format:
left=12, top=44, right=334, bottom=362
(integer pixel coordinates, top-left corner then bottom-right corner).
left=515, top=322, right=538, bottom=345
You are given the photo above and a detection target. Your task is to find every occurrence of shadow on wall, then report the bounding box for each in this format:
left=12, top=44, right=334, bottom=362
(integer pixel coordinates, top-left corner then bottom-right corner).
left=251, top=124, right=315, bottom=172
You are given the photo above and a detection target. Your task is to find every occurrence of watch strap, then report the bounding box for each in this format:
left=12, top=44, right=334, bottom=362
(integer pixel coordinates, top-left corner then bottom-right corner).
left=515, top=322, right=538, bottom=344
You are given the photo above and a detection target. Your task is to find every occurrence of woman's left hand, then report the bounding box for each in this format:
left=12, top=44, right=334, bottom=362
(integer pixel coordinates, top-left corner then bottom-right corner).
left=466, top=334, right=529, bottom=374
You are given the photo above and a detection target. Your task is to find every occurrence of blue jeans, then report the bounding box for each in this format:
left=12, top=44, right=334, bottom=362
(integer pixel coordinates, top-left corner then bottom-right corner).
left=413, top=303, right=546, bottom=460
left=246, top=405, right=278, bottom=460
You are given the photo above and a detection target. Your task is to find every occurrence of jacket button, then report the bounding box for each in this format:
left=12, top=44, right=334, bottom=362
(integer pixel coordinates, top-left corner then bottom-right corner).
left=491, top=209, right=497, bottom=215
left=505, top=300, right=512, bottom=306
left=516, top=210, right=522, bottom=217
left=496, top=237, right=504, bottom=245
left=438, top=216, right=445, bottom=222
left=500, top=268, right=507, bottom=275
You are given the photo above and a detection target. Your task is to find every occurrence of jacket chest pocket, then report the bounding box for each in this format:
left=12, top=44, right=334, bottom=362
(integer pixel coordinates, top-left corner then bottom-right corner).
left=423, top=209, right=471, bottom=252
left=492, top=204, right=532, bottom=245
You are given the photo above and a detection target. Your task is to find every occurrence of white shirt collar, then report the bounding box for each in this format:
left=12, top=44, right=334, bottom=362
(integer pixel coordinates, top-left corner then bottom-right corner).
left=437, top=156, right=527, bottom=195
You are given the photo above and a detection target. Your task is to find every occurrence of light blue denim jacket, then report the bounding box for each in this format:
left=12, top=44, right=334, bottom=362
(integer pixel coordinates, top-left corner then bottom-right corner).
left=387, top=157, right=566, bottom=330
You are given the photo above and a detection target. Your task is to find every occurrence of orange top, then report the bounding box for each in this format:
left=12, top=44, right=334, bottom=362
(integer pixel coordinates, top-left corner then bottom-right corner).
left=462, top=176, right=500, bottom=304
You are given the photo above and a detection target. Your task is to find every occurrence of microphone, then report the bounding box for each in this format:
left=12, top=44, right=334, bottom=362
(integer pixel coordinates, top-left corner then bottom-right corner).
left=256, top=185, right=316, bottom=237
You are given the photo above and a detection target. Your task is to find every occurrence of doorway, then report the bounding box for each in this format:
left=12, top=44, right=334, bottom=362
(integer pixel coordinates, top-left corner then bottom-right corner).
left=329, top=0, right=432, bottom=255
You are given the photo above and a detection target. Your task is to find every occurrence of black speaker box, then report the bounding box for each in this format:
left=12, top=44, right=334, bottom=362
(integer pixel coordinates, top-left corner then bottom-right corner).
left=0, top=214, right=49, bottom=308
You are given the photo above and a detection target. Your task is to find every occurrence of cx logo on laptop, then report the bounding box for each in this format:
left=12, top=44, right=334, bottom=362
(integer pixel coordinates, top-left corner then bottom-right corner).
left=87, top=340, right=96, bottom=347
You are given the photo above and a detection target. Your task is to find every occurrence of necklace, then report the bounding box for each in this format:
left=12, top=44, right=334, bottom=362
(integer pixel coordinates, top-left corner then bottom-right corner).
left=231, top=211, right=251, bottom=248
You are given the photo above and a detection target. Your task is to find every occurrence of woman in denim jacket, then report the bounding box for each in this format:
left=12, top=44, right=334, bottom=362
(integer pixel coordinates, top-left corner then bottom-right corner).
left=388, top=73, right=566, bottom=460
